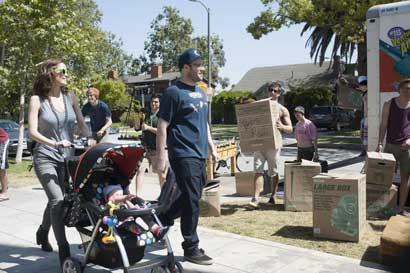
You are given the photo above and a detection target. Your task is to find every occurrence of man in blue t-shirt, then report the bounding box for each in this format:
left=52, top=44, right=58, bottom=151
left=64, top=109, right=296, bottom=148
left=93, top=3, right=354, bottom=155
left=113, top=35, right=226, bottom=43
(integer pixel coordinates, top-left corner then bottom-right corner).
left=154, top=48, right=217, bottom=265
left=81, top=87, right=112, bottom=143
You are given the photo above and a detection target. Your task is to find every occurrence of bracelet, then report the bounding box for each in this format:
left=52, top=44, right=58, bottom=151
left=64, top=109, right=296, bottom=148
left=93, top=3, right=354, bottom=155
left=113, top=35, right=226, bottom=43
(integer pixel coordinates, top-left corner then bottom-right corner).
left=53, top=141, right=57, bottom=148
left=378, top=143, right=383, bottom=146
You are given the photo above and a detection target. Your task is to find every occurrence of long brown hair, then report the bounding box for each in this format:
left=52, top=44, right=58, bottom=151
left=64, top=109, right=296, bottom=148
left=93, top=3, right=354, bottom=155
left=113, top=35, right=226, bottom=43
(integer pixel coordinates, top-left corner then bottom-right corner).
left=32, top=58, right=67, bottom=98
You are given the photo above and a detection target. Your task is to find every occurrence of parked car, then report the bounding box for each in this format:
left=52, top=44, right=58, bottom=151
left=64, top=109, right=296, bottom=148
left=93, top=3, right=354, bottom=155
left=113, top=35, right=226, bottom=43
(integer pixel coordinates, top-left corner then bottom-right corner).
left=309, top=106, right=353, bottom=131
left=0, top=119, right=28, bottom=154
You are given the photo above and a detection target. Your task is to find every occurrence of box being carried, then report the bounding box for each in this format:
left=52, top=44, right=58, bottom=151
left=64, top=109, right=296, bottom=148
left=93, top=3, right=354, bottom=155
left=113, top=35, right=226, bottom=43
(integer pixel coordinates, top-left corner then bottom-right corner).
left=365, top=152, right=396, bottom=186
left=366, top=184, right=398, bottom=218
left=284, top=160, right=321, bottom=212
left=235, top=99, right=282, bottom=153
left=313, top=173, right=366, bottom=242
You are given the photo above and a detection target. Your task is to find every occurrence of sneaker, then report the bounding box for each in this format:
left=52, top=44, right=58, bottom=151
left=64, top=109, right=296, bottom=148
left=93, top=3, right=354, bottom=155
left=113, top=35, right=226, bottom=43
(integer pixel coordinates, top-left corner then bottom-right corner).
left=184, top=248, right=213, bottom=265
left=268, top=196, right=275, bottom=205
left=248, top=197, right=259, bottom=208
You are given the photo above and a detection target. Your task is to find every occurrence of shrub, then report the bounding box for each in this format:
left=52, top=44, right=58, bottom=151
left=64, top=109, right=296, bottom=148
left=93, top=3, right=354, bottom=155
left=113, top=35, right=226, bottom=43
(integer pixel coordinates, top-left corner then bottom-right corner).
left=284, top=87, right=336, bottom=123
left=212, top=90, right=253, bottom=124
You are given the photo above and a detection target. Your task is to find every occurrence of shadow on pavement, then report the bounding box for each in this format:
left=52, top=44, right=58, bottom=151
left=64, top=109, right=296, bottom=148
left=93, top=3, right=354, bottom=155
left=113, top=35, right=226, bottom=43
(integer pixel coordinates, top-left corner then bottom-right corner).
left=328, top=156, right=365, bottom=170
left=0, top=244, right=108, bottom=272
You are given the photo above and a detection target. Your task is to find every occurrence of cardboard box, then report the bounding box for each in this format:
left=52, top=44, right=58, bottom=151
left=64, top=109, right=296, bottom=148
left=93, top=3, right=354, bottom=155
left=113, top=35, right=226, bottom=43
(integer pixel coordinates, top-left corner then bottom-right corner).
left=200, top=185, right=221, bottom=217
left=312, top=172, right=366, bottom=242
left=235, top=171, right=262, bottom=196
left=366, top=152, right=396, bottom=186
left=380, top=216, right=410, bottom=265
left=284, top=160, right=321, bottom=212
left=235, top=100, right=282, bottom=153
left=367, top=184, right=398, bottom=218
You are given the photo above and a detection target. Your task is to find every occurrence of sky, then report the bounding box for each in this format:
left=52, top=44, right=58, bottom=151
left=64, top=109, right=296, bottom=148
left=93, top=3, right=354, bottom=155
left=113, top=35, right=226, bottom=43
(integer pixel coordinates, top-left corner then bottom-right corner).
left=95, top=0, right=315, bottom=87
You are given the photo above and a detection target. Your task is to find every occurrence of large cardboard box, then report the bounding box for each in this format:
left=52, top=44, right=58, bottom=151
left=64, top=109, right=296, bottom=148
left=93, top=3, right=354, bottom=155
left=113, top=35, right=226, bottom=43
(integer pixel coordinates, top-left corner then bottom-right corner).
left=235, top=171, right=262, bottom=196
left=313, top=173, right=366, bottom=242
left=235, top=100, right=282, bottom=153
left=284, top=160, right=321, bottom=212
left=200, top=185, right=221, bottom=217
left=366, top=152, right=396, bottom=186
left=367, top=184, right=398, bottom=218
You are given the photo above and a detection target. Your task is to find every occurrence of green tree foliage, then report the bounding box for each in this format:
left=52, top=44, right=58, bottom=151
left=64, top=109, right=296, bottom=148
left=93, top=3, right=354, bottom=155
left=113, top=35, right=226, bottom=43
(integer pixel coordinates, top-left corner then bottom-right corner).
left=284, top=86, right=336, bottom=123
left=92, top=79, right=129, bottom=112
left=212, top=91, right=252, bottom=124
left=247, top=0, right=400, bottom=73
left=0, top=0, right=132, bottom=116
left=141, top=6, right=226, bottom=82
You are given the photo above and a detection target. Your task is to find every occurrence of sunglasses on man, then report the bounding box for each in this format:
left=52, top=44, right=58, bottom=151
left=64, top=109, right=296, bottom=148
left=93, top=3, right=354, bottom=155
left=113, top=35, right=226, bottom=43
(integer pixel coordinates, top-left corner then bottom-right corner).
left=268, top=87, right=281, bottom=93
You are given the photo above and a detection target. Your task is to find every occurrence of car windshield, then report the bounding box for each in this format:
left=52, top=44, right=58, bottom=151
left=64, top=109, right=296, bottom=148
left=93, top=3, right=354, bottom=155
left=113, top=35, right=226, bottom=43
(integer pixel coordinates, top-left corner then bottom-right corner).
left=311, top=107, right=331, bottom=115
left=0, top=121, right=18, bottom=131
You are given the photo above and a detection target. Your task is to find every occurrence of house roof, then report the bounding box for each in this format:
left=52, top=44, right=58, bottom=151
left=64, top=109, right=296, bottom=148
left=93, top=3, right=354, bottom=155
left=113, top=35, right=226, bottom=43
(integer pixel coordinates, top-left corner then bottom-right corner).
left=124, top=71, right=180, bottom=84
left=233, top=62, right=333, bottom=94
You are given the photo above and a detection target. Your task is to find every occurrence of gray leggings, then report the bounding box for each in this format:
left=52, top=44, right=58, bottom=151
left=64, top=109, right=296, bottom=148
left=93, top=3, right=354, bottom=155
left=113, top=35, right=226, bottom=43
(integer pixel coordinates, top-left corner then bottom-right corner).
left=34, top=155, right=68, bottom=247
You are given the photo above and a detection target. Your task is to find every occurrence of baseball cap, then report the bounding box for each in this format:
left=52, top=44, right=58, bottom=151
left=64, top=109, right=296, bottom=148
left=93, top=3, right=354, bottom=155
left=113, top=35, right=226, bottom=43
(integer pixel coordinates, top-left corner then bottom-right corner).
left=178, top=48, right=202, bottom=70
left=294, top=106, right=305, bottom=115
left=358, top=75, right=367, bottom=85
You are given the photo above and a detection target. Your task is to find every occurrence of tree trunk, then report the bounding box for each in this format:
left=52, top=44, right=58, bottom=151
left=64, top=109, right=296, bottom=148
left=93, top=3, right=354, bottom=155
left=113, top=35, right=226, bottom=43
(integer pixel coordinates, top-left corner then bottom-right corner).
left=357, top=41, right=367, bottom=76
left=15, top=50, right=28, bottom=163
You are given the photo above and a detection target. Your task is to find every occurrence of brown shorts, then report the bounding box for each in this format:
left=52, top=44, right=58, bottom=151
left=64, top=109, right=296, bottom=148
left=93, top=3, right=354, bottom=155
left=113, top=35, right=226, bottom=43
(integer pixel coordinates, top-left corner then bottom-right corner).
left=384, top=143, right=410, bottom=175
left=145, top=150, right=168, bottom=174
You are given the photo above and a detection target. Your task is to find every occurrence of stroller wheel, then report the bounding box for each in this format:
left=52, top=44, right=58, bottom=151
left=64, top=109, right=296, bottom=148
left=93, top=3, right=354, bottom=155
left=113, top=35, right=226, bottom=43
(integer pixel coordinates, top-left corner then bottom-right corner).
left=169, top=261, right=183, bottom=273
left=62, top=257, right=84, bottom=273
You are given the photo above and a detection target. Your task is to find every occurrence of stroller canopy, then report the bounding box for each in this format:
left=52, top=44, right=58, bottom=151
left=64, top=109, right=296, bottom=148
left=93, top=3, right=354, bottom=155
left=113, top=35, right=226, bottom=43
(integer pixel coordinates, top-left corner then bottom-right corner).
left=69, top=143, right=145, bottom=192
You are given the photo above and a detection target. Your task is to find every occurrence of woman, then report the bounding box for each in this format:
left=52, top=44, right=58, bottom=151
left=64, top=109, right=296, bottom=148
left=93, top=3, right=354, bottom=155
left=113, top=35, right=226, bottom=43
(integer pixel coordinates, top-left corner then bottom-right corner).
left=28, top=59, right=91, bottom=266
left=294, top=106, right=318, bottom=161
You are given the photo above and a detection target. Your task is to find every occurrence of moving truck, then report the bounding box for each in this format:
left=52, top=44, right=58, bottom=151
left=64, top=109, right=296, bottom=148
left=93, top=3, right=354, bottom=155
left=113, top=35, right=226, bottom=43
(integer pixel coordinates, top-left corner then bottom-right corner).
left=367, top=1, right=410, bottom=150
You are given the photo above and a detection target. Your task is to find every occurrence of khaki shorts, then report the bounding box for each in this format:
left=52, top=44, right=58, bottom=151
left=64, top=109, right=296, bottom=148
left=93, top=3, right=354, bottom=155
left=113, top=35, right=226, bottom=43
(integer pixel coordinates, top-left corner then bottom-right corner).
left=254, top=149, right=280, bottom=177
left=145, top=150, right=168, bottom=174
left=385, top=143, right=410, bottom=175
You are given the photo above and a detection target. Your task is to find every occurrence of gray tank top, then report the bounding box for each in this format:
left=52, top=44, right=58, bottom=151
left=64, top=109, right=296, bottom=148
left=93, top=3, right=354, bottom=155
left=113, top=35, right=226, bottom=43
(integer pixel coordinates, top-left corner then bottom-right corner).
left=34, top=92, right=77, bottom=162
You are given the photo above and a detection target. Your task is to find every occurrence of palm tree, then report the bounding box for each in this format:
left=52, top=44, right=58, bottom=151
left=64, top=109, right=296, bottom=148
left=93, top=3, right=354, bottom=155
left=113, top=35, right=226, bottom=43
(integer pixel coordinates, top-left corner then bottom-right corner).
left=300, top=23, right=366, bottom=75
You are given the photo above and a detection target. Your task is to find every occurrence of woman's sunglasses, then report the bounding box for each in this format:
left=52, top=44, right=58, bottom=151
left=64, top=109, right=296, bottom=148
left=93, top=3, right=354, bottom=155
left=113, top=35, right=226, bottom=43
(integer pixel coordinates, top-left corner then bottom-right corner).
left=52, top=66, right=68, bottom=77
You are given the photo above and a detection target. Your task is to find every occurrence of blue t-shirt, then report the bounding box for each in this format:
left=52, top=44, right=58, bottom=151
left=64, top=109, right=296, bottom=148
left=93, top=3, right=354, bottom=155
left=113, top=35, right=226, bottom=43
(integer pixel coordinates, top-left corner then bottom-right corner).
left=81, top=100, right=112, bottom=133
left=159, top=81, right=208, bottom=160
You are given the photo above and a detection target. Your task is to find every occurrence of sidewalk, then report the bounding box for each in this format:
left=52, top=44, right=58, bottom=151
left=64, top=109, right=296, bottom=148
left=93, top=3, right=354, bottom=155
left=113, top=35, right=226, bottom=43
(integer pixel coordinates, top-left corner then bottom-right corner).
left=0, top=170, right=390, bottom=273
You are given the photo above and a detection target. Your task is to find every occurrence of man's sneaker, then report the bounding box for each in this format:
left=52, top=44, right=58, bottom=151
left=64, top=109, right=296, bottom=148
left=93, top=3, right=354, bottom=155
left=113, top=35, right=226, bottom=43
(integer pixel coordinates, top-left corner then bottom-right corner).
left=248, top=197, right=259, bottom=208
left=184, top=248, right=213, bottom=265
left=268, top=196, right=275, bottom=205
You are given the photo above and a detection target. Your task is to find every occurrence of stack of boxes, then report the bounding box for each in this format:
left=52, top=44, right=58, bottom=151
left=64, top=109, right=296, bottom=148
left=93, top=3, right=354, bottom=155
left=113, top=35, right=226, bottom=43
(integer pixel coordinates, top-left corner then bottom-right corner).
left=233, top=99, right=401, bottom=245
left=365, top=152, right=397, bottom=218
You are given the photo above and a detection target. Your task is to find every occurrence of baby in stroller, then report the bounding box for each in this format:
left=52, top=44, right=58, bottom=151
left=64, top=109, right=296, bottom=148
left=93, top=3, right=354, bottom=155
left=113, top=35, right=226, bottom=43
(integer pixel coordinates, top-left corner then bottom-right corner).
left=102, top=184, right=169, bottom=245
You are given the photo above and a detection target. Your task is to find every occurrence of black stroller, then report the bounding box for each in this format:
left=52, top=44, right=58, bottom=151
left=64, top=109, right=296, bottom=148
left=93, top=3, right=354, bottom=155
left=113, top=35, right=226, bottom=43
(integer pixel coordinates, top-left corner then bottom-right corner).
left=61, top=142, right=183, bottom=273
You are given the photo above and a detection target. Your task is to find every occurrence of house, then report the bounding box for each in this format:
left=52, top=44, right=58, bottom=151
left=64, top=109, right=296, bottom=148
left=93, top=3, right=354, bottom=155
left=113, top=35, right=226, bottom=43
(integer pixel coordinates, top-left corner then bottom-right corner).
left=124, top=64, right=180, bottom=106
left=124, top=64, right=216, bottom=107
left=232, top=62, right=334, bottom=98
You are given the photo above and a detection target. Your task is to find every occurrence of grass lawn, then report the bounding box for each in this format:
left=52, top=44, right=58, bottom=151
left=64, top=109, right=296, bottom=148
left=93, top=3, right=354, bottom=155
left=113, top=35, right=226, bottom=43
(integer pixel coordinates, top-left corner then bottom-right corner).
left=199, top=198, right=386, bottom=264
left=211, top=124, right=239, bottom=140
left=317, top=136, right=362, bottom=145
left=6, top=158, right=38, bottom=189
